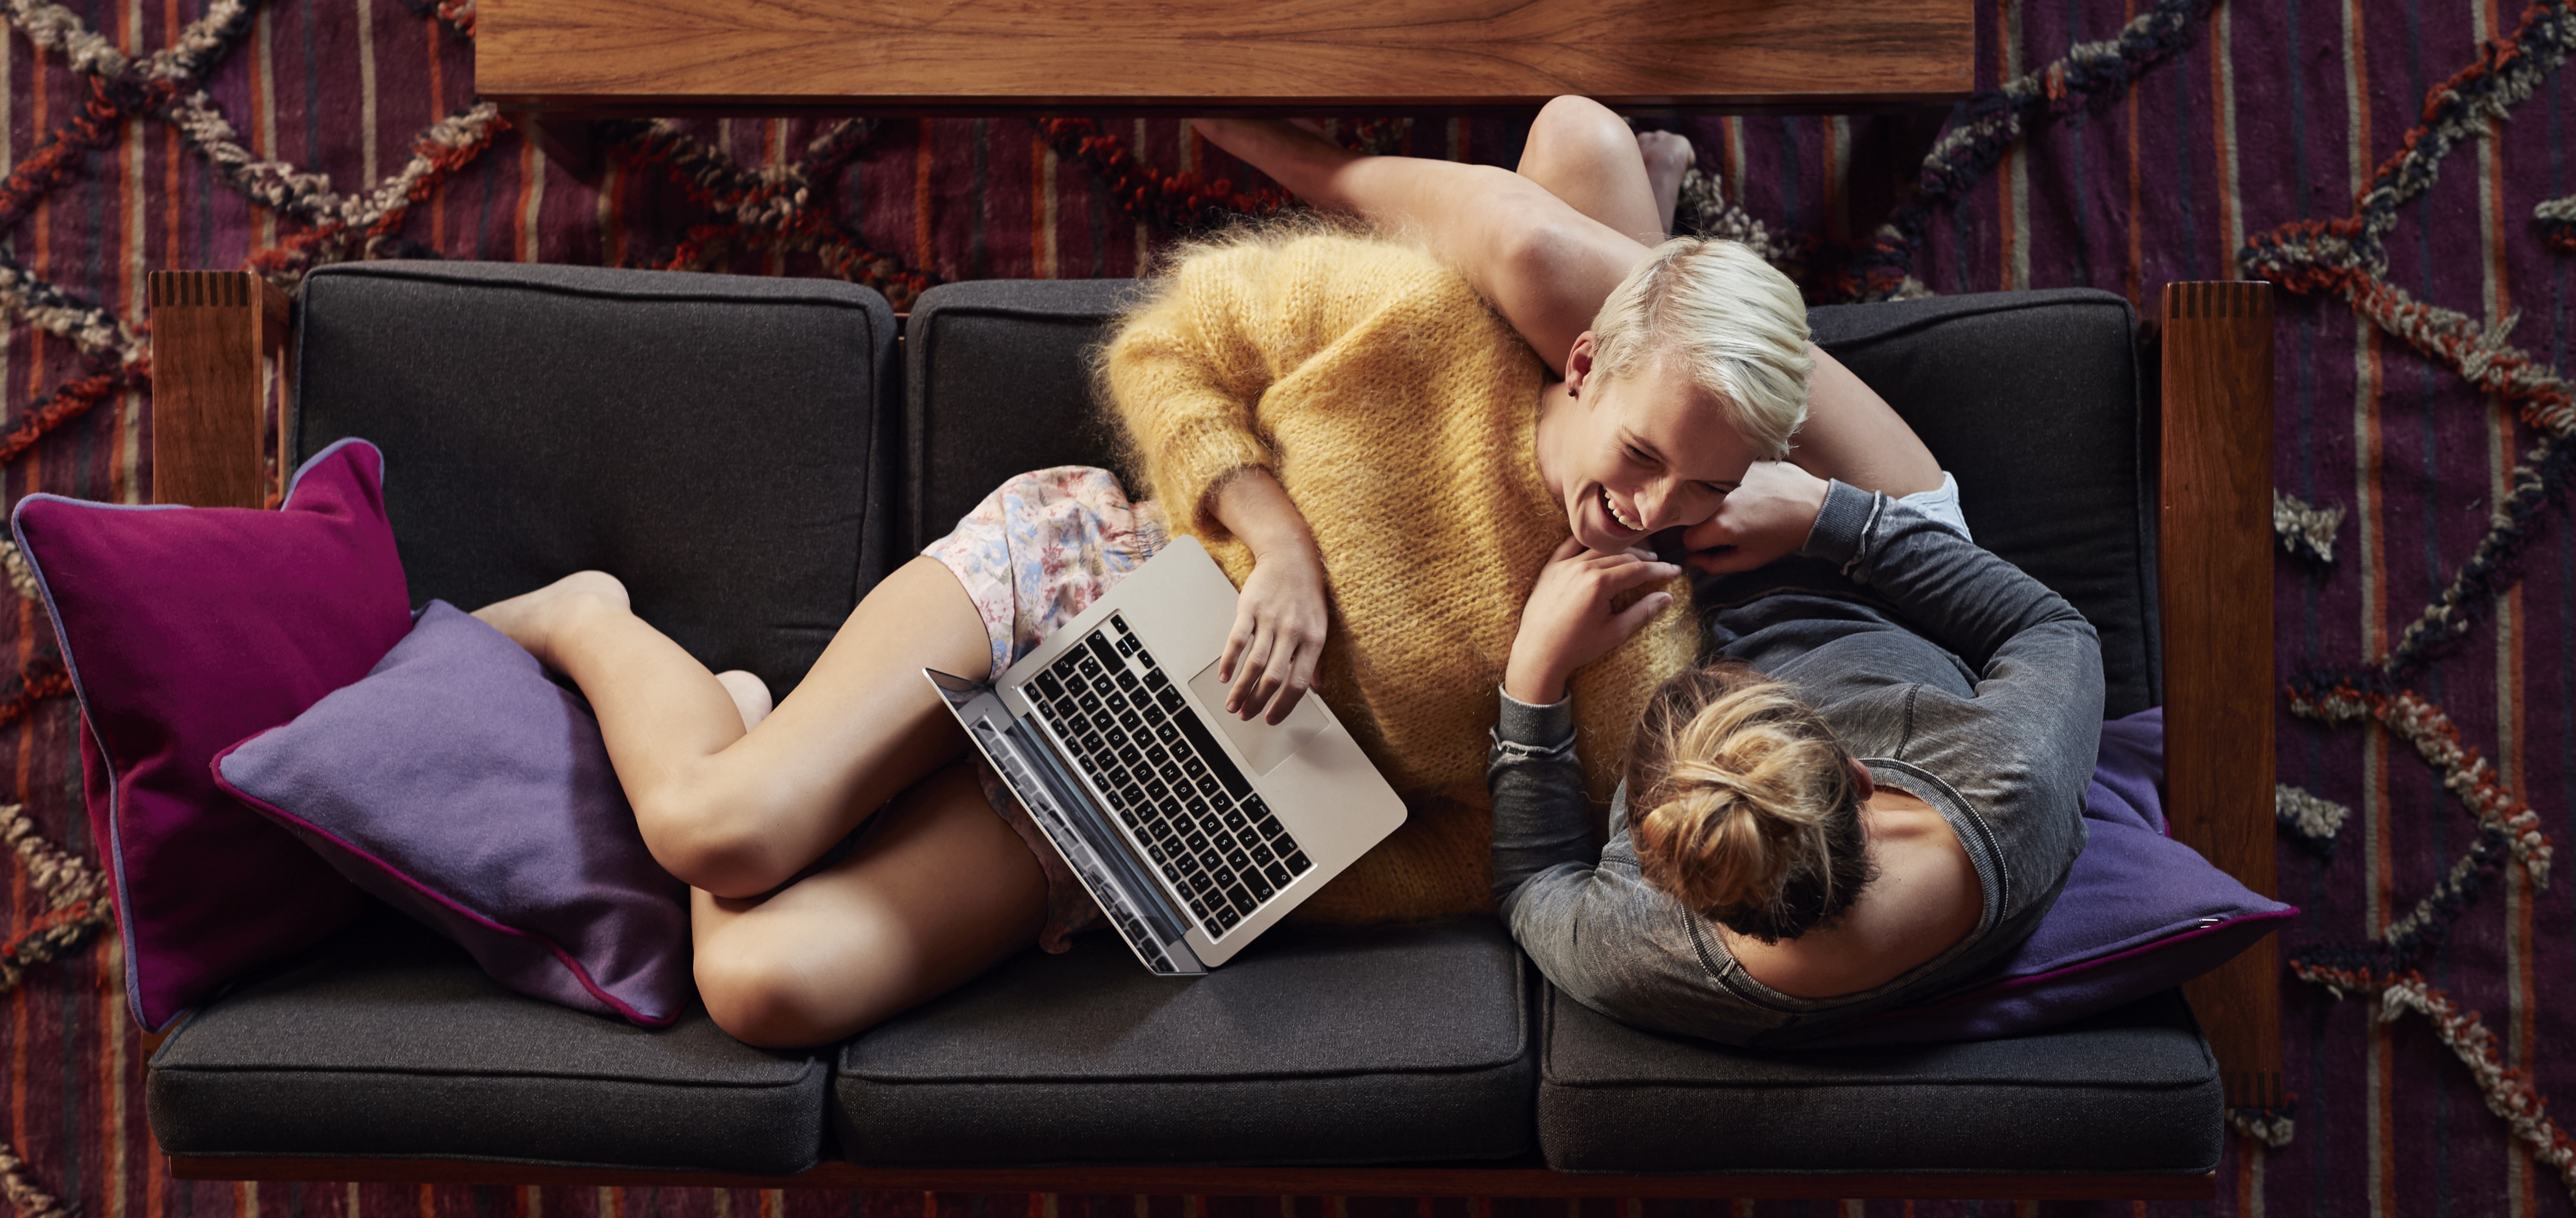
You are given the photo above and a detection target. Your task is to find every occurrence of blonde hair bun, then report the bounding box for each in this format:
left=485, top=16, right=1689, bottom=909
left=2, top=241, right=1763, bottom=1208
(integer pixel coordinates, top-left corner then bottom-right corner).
left=1626, top=661, right=1873, bottom=942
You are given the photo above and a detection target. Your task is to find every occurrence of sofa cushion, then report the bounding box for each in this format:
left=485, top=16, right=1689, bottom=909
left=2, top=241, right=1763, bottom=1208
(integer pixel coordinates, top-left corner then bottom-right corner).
left=1809, top=288, right=2157, bottom=717
left=903, top=279, right=1140, bottom=550
left=1537, top=985, right=2220, bottom=1175
left=147, top=913, right=828, bottom=1175
left=293, top=262, right=899, bottom=700
left=833, top=918, right=1534, bottom=1165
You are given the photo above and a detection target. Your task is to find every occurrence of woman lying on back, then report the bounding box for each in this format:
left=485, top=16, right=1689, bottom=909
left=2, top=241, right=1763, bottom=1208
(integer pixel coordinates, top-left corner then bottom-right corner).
left=1488, top=460, right=2103, bottom=1047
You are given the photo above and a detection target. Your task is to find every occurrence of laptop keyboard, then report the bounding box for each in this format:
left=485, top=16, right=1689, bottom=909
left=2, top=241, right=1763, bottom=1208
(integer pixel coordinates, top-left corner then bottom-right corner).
left=1027, top=613, right=1315, bottom=937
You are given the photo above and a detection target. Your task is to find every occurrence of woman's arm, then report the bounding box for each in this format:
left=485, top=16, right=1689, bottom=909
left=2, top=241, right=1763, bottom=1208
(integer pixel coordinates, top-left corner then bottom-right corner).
left=1205, top=469, right=1328, bottom=724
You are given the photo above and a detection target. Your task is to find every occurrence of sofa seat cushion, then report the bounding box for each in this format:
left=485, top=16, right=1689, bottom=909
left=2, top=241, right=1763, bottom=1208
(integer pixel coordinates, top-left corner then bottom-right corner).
left=1537, top=986, right=2220, bottom=1175
left=833, top=917, right=1533, bottom=1165
left=147, top=914, right=828, bottom=1175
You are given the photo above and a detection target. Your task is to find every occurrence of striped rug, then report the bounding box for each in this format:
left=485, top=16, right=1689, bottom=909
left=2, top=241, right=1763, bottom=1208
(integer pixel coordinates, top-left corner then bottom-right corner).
left=4, top=0, right=2574, bottom=1214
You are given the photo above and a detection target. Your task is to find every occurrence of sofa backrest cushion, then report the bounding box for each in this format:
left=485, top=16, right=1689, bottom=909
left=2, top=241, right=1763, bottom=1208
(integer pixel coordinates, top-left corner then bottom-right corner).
left=1808, top=288, right=2158, bottom=716
left=294, top=262, right=898, bottom=699
left=906, top=281, right=2158, bottom=715
left=903, top=279, right=1142, bottom=552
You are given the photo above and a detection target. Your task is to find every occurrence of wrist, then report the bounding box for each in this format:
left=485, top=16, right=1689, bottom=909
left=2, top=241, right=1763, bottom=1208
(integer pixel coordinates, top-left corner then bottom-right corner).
left=1503, top=648, right=1570, bottom=705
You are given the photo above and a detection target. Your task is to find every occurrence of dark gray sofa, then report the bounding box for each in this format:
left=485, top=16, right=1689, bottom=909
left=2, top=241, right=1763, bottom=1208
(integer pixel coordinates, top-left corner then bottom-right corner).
left=142, top=262, right=2228, bottom=1192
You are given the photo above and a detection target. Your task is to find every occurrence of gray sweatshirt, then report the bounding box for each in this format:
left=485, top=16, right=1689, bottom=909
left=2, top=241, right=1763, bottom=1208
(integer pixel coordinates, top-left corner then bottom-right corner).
left=1488, top=480, right=2103, bottom=1048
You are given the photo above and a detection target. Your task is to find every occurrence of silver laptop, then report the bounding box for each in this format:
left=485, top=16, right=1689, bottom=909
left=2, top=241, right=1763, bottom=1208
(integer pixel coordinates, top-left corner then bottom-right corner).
left=925, top=536, right=1406, bottom=974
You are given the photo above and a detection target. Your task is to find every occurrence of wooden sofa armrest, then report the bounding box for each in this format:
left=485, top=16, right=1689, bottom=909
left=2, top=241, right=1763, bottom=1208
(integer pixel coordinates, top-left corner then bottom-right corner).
left=2156, top=280, right=2278, bottom=1111
left=148, top=270, right=291, bottom=509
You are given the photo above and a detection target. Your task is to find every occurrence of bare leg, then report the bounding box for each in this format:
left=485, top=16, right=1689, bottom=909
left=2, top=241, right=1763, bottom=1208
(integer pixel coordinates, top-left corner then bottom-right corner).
left=1635, top=131, right=1694, bottom=239
left=1512, top=97, right=1672, bottom=244
left=714, top=670, right=773, bottom=731
left=1192, top=112, right=1650, bottom=374
left=691, top=760, right=1047, bottom=1046
left=475, top=556, right=992, bottom=898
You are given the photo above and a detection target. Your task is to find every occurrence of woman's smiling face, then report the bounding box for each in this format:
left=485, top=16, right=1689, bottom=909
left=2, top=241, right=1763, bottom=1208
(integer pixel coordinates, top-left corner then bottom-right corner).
left=1539, top=333, right=1764, bottom=553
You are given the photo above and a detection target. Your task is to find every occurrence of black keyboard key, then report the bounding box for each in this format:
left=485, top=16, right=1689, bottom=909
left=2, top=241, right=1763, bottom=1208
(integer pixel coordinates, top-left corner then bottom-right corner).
left=1247, top=871, right=1275, bottom=900
left=1196, top=774, right=1225, bottom=798
left=1079, top=732, right=1105, bottom=756
left=1065, top=671, right=1090, bottom=695
left=1116, top=807, right=1141, bottom=829
left=1145, top=778, right=1173, bottom=803
left=1149, top=819, right=1178, bottom=845
left=1212, top=906, right=1242, bottom=934
left=1085, top=633, right=1121, bottom=671
left=1263, top=862, right=1291, bottom=888
left=1078, top=654, right=1104, bottom=678
left=1183, top=831, right=1210, bottom=853
left=1225, top=883, right=1255, bottom=911
left=1221, top=807, right=1247, bottom=832
left=1184, top=795, right=1210, bottom=819
left=1224, top=848, right=1251, bottom=874
left=1157, top=687, right=1187, bottom=715
left=1286, top=850, right=1312, bottom=874
left=1034, top=672, right=1065, bottom=700
left=1189, top=895, right=1213, bottom=920
left=1210, top=829, right=1238, bottom=853
left=1182, top=755, right=1208, bottom=779
left=1157, top=762, right=1185, bottom=784
left=1077, top=693, right=1104, bottom=715
left=1116, top=745, right=1143, bottom=767
left=1153, top=722, right=1181, bottom=745
left=1115, top=669, right=1141, bottom=692
left=1119, top=709, right=1145, bottom=731
left=1208, top=866, right=1238, bottom=890
left=1145, top=665, right=1171, bottom=688
left=1176, top=852, right=1203, bottom=875
left=1145, top=743, right=1172, bottom=768
left=1258, top=816, right=1291, bottom=844
left=1116, top=634, right=1140, bottom=656
left=1171, top=713, right=1255, bottom=799
left=1146, top=842, right=1168, bottom=865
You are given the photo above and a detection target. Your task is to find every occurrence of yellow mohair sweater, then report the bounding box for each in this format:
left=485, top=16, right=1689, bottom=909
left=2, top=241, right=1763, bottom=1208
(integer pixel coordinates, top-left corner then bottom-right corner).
left=1103, top=230, right=1698, bottom=923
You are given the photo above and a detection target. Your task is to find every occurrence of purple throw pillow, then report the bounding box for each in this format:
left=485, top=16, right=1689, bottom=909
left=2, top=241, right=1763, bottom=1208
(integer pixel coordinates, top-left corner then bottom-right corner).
left=11, top=439, right=407, bottom=1030
left=214, top=600, right=692, bottom=1025
left=1814, top=708, right=2296, bottom=1046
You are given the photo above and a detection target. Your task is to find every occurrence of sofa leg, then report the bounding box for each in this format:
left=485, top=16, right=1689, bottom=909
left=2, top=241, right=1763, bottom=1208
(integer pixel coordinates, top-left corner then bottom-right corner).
left=524, top=115, right=606, bottom=184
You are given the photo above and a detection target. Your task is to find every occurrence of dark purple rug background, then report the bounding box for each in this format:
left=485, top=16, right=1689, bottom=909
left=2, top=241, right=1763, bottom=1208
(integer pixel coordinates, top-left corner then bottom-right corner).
left=1, top=0, right=2569, bottom=1214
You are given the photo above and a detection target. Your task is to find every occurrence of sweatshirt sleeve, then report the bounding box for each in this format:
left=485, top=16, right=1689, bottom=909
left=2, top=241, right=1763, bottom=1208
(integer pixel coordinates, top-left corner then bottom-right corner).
left=1799, top=479, right=2102, bottom=919
left=1099, top=243, right=1283, bottom=537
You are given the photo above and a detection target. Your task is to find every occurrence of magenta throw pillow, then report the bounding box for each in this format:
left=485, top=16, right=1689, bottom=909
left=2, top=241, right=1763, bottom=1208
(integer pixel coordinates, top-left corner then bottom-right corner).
left=1811, top=708, right=2297, bottom=1047
left=12, top=439, right=410, bottom=1029
left=214, top=600, right=691, bottom=1025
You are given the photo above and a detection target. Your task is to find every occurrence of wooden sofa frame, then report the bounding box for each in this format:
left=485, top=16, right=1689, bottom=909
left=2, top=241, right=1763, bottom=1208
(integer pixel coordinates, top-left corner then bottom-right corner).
left=141, top=270, right=2275, bottom=1202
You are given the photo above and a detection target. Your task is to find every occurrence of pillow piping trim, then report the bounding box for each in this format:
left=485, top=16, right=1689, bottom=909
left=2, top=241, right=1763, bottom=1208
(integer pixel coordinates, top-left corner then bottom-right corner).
left=1862, top=905, right=2300, bottom=1020
left=4, top=436, right=384, bottom=1032
left=206, top=734, right=680, bottom=1029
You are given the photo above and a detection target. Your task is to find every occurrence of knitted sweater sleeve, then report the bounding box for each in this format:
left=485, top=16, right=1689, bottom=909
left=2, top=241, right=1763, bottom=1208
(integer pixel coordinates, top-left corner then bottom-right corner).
left=1101, top=237, right=1360, bottom=537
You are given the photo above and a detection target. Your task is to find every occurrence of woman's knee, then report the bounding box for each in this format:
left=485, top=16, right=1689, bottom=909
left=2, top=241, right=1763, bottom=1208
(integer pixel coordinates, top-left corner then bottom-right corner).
left=1525, top=96, right=1636, bottom=167
left=695, top=932, right=847, bottom=1048
left=631, top=772, right=798, bottom=898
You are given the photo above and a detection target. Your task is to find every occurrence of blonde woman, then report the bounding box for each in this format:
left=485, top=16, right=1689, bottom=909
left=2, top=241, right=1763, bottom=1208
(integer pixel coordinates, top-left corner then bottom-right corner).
left=1489, top=461, right=2101, bottom=1047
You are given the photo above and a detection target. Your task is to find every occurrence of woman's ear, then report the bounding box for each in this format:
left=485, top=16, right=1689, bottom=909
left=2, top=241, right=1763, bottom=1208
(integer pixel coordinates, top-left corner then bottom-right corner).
left=1564, top=331, right=1600, bottom=399
left=1846, top=756, right=1876, bottom=802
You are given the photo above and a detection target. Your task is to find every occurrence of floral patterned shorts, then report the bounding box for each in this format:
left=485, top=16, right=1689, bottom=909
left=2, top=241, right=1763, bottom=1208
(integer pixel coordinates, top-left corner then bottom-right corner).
left=923, top=467, right=1168, bottom=952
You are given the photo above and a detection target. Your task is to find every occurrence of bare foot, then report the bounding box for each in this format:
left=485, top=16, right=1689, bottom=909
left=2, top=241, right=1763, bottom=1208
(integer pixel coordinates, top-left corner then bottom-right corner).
left=1637, top=130, right=1695, bottom=239
left=715, top=670, right=773, bottom=732
left=473, top=570, right=630, bottom=670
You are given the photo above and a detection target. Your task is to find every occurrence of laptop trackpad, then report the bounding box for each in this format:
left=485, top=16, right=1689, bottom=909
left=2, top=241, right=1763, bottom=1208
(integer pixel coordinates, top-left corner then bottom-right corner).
left=1188, top=659, right=1332, bottom=776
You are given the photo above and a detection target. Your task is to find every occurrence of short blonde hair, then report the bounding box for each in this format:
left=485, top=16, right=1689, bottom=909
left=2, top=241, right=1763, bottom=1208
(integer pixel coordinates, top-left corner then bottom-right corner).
left=1588, top=238, right=1814, bottom=459
left=1626, top=662, right=1873, bottom=942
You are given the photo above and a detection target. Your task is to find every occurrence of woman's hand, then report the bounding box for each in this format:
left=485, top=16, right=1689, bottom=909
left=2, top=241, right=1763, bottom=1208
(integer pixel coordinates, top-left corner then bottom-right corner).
left=1678, top=461, right=1831, bottom=576
left=1210, top=468, right=1330, bottom=723
left=1505, top=538, right=1682, bottom=705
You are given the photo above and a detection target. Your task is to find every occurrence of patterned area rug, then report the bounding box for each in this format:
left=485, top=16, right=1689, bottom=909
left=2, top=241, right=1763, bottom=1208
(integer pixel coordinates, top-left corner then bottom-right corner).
left=1, top=0, right=2572, bottom=1214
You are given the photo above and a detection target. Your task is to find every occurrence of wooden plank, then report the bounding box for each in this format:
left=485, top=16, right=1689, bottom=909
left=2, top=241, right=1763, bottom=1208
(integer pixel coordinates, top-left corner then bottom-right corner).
left=148, top=270, right=287, bottom=509
left=168, top=1158, right=2217, bottom=1201
left=477, top=0, right=1973, bottom=116
left=2157, top=280, right=2281, bottom=1112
